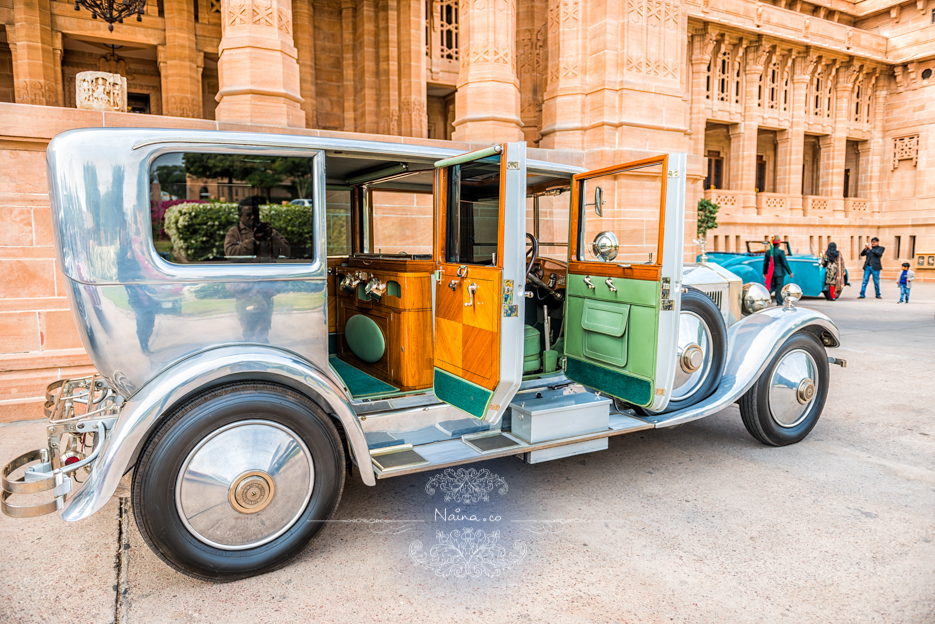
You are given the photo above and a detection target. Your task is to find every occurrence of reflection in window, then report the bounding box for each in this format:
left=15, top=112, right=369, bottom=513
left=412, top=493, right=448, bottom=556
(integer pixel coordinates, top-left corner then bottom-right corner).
left=149, top=152, right=316, bottom=264
left=445, top=158, right=501, bottom=265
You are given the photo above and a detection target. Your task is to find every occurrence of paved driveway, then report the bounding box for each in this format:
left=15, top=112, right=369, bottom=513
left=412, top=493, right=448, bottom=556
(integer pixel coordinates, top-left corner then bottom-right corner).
left=2, top=283, right=933, bottom=623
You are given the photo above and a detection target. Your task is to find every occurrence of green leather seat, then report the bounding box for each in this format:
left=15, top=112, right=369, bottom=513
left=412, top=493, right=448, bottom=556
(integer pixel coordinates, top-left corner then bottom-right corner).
left=345, top=314, right=386, bottom=363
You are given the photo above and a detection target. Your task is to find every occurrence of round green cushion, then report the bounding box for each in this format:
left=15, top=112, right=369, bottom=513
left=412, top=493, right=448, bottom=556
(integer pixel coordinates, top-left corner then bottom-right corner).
left=345, top=315, right=386, bottom=363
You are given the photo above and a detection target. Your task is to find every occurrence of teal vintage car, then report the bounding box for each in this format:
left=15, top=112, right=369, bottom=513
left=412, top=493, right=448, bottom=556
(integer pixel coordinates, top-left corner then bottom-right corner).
left=699, top=241, right=848, bottom=300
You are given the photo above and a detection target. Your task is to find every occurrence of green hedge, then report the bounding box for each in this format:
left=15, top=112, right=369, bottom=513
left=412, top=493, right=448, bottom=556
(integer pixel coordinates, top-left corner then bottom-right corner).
left=164, top=202, right=315, bottom=262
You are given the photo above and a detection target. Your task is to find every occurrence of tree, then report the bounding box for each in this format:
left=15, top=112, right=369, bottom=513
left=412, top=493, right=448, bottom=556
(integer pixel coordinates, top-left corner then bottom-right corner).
left=153, top=164, right=187, bottom=200
left=697, top=198, right=719, bottom=239
left=274, top=157, right=314, bottom=199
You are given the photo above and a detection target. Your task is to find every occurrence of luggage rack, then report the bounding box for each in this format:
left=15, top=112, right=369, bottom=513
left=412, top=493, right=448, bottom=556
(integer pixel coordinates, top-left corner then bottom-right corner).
left=1, top=374, right=123, bottom=518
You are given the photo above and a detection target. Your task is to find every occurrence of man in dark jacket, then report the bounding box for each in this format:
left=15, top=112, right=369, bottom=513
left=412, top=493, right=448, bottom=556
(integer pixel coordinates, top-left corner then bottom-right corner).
left=763, top=235, right=793, bottom=305
left=859, top=237, right=885, bottom=299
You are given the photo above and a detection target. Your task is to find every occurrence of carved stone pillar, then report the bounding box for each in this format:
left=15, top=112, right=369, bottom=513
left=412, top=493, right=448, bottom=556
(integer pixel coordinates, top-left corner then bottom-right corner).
left=10, top=0, right=61, bottom=106
left=781, top=54, right=815, bottom=216
left=377, top=0, right=399, bottom=135
left=341, top=0, right=357, bottom=131
left=293, top=0, right=317, bottom=128
left=733, top=44, right=767, bottom=215
left=539, top=0, right=583, bottom=150
left=216, top=0, right=305, bottom=128
left=355, top=0, right=380, bottom=134
left=820, top=75, right=856, bottom=213
left=866, top=85, right=888, bottom=212
left=452, top=0, right=523, bottom=143
left=163, top=0, right=203, bottom=117
left=689, top=30, right=718, bottom=156
left=398, top=0, right=427, bottom=137
left=516, top=0, right=547, bottom=145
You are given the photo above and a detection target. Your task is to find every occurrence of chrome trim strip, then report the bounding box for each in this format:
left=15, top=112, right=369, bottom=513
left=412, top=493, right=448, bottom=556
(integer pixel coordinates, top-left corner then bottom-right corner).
left=60, top=345, right=373, bottom=522
left=641, top=306, right=840, bottom=429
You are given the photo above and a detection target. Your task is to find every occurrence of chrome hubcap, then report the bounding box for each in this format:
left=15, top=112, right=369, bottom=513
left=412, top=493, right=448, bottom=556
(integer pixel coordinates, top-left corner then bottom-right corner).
left=176, top=420, right=314, bottom=551
left=672, top=312, right=712, bottom=401
left=768, top=350, right=819, bottom=428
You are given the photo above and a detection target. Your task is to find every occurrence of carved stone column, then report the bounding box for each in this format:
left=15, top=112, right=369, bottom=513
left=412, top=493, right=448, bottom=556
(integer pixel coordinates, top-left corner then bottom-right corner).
left=398, top=0, right=427, bottom=137
left=216, top=0, right=305, bottom=128
left=10, top=0, right=61, bottom=106
left=377, top=0, right=399, bottom=135
left=866, top=84, right=888, bottom=212
left=539, top=0, right=583, bottom=150
left=732, top=44, right=768, bottom=215
left=821, top=69, right=858, bottom=214
left=293, top=0, right=317, bottom=128
left=688, top=30, right=718, bottom=156
left=341, top=0, right=357, bottom=131
left=452, top=0, right=523, bottom=143
left=163, top=0, right=203, bottom=117
left=781, top=54, right=816, bottom=216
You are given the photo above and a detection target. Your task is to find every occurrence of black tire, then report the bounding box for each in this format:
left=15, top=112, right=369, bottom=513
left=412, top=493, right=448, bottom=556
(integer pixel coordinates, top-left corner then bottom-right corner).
left=132, top=382, right=345, bottom=582
left=648, top=287, right=727, bottom=414
left=739, top=332, right=829, bottom=446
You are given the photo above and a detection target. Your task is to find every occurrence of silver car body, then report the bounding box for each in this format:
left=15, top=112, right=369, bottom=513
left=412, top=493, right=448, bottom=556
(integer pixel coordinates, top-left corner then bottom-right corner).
left=35, top=128, right=841, bottom=522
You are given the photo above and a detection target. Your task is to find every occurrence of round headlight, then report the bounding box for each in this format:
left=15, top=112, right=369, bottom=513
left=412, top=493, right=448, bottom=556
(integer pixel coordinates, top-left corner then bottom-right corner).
left=742, top=282, right=771, bottom=314
left=781, top=283, right=803, bottom=308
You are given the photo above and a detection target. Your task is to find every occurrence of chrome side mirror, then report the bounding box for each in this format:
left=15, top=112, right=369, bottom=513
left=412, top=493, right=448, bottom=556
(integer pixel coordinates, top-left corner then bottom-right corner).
left=585, top=185, right=605, bottom=217
left=589, top=231, right=619, bottom=262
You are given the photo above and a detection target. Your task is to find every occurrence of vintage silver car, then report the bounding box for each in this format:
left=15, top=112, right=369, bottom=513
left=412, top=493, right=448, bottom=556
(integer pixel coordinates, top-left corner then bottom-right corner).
left=1, top=129, right=845, bottom=581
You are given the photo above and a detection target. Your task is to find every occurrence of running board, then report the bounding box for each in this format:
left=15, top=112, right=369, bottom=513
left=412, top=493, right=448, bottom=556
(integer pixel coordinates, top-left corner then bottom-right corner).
left=370, top=413, right=652, bottom=479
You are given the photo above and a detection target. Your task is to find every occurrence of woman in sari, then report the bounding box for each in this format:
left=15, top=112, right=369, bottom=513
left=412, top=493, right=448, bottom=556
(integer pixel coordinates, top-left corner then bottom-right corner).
left=820, top=242, right=846, bottom=300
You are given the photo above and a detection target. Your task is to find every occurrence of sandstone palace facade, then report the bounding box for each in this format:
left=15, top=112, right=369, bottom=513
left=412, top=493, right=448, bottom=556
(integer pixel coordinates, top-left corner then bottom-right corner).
left=0, top=0, right=933, bottom=419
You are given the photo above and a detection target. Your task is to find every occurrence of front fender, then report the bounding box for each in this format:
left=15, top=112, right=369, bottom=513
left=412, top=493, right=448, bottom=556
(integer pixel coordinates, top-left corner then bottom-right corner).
left=641, top=306, right=840, bottom=428
left=61, top=346, right=374, bottom=522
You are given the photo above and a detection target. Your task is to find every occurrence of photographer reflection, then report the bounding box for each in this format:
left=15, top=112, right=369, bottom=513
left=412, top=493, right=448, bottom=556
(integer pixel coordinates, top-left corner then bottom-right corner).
left=224, top=196, right=291, bottom=261
left=227, top=281, right=281, bottom=344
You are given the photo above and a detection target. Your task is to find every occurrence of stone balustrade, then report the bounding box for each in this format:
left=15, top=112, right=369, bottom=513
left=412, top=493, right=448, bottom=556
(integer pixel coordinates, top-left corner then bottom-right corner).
left=703, top=189, right=743, bottom=216
left=844, top=197, right=872, bottom=215
left=755, top=193, right=791, bottom=217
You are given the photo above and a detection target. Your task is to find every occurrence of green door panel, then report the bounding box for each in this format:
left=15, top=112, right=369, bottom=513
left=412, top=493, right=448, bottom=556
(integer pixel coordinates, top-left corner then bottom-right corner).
left=564, top=277, right=660, bottom=404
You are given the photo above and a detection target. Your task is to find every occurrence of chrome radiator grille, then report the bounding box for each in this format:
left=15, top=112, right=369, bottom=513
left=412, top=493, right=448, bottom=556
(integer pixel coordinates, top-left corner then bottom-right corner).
left=702, top=290, right=723, bottom=310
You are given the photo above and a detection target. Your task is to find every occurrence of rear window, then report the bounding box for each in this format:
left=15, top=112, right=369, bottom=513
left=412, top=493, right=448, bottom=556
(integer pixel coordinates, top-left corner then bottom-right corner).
left=150, top=152, right=316, bottom=264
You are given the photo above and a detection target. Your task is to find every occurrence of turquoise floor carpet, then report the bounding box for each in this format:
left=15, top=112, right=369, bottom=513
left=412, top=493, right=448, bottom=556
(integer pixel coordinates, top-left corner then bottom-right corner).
left=329, top=357, right=398, bottom=398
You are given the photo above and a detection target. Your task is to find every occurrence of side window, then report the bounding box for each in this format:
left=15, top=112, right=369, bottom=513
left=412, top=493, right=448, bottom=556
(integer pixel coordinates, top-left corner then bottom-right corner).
left=326, top=188, right=352, bottom=256
left=149, top=152, right=316, bottom=264
left=576, top=159, right=665, bottom=266
left=445, top=158, right=501, bottom=265
left=369, top=190, right=434, bottom=256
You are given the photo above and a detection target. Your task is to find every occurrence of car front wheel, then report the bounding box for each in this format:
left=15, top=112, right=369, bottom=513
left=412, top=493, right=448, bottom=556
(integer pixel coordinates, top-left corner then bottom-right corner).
left=132, top=382, right=345, bottom=581
left=738, top=332, right=829, bottom=446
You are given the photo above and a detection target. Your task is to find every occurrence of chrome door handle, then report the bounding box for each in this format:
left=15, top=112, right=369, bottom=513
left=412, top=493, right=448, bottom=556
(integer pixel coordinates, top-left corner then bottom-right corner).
left=605, top=278, right=617, bottom=292
left=583, top=276, right=595, bottom=289
left=464, top=282, right=478, bottom=307
left=448, top=280, right=459, bottom=291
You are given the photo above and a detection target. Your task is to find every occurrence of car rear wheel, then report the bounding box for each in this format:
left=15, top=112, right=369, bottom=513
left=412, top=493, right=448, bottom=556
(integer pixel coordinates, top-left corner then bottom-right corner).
left=132, top=382, right=345, bottom=582
left=738, top=332, right=829, bottom=446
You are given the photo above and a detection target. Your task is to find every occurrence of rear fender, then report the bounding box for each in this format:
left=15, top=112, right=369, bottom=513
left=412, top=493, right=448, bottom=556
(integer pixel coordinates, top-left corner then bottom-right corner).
left=640, top=306, right=840, bottom=428
left=60, top=345, right=373, bottom=522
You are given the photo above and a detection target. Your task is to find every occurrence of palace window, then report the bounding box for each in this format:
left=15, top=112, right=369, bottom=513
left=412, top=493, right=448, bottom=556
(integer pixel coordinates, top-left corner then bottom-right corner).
left=767, top=56, right=782, bottom=111
left=438, top=0, right=459, bottom=61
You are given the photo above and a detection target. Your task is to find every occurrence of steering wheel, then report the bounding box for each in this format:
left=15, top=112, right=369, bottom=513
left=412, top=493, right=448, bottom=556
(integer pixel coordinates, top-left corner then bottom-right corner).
left=525, top=233, right=539, bottom=280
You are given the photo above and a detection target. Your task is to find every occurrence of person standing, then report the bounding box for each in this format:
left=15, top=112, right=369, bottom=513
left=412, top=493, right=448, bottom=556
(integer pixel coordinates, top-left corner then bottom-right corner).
left=897, top=262, right=915, bottom=303
left=820, top=241, right=846, bottom=300
left=763, top=235, right=793, bottom=305
left=858, top=237, right=885, bottom=299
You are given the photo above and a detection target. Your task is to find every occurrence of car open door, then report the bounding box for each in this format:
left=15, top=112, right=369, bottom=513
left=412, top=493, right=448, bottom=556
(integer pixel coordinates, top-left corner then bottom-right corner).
left=432, top=143, right=526, bottom=422
left=563, top=154, right=687, bottom=412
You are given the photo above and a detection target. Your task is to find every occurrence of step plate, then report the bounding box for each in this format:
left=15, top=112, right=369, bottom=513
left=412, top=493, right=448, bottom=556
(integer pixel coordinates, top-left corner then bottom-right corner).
left=371, top=448, right=429, bottom=472
left=461, top=432, right=524, bottom=454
